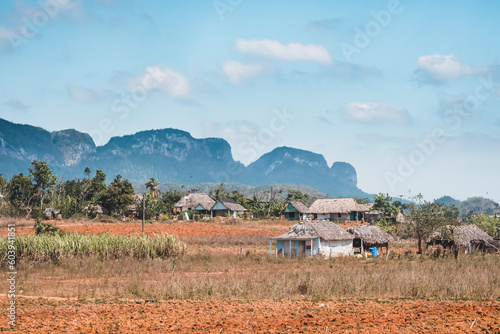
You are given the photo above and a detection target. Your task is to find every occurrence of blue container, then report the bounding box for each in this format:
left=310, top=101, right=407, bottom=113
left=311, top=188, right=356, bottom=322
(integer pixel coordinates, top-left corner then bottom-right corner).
left=368, top=247, right=378, bottom=257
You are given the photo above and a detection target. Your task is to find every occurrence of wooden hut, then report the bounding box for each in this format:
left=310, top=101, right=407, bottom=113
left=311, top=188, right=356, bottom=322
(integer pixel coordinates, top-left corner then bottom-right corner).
left=426, top=224, right=494, bottom=254
left=308, top=198, right=366, bottom=222
left=282, top=201, right=310, bottom=220
left=346, top=225, right=395, bottom=256
left=271, top=220, right=354, bottom=258
left=211, top=198, right=247, bottom=217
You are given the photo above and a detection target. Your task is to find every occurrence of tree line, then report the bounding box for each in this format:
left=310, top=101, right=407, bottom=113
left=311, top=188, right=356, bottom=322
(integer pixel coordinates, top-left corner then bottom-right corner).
left=0, top=161, right=316, bottom=220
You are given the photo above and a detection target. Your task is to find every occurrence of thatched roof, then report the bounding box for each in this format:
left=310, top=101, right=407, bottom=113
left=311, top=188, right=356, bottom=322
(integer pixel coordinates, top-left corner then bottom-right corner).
left=427, top=224, right=493, bottom=247
left=308, top=198, right=365, bottom=214
left=346, top=225, right=395, bottom=246
left=289, top=201, right=310, bottom=214
left=218, top=198, right=247, bottom=212
left=273, top=220, right=354, bottom=241
left=174, top=193, right=215, bottom=211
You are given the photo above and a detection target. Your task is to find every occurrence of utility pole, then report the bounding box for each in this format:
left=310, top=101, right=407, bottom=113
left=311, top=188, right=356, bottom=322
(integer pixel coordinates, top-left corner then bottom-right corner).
left=142, top=193, right=145, bottom=235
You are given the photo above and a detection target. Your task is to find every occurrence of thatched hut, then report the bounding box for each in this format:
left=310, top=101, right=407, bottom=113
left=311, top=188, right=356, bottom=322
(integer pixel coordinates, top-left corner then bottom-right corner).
left=211, top=198, right=247, bottom=217
left=174, top=193, right=215, bottom=215
left=282, top=201, right=310, bottom=220
left=346, top=225, right=395, bottom=255
left=426, top=224, right=494, bottom=254
left=308, top=198, right=366, bottom=222
left=271, top=220, right=354, bottom=258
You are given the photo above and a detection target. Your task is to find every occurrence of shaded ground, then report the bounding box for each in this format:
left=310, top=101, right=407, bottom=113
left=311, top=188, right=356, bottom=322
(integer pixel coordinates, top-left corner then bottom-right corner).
left=1, top=297, right=499, bottom=333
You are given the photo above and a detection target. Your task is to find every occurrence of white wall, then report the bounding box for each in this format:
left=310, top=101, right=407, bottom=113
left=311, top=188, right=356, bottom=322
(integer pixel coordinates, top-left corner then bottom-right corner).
left=318, top=240, right=353, bottom=257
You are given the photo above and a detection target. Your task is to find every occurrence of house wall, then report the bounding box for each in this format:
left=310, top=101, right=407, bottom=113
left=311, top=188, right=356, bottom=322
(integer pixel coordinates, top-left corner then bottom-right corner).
left=276, top=238, right=321, bottom=256
left=318, top=240, right=353, bottom=257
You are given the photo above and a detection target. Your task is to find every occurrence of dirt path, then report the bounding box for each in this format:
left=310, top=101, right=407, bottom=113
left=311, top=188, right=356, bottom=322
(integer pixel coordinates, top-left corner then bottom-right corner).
left=1, top=297, right=499, bottom=333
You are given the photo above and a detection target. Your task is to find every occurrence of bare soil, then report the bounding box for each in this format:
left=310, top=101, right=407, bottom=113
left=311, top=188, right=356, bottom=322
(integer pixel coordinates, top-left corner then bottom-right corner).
left=1, top=297, right=499, bottom=333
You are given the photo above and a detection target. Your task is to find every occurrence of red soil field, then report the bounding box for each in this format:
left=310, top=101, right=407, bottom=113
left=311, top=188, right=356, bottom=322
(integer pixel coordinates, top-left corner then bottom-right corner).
left=1, top=297, right=498, bottom=333
left=0, top=220, right=287, bottom=238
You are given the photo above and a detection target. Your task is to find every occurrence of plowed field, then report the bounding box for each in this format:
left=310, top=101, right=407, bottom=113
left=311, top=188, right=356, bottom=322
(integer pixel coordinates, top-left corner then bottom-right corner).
left=1, top=297, right=499, bottom=333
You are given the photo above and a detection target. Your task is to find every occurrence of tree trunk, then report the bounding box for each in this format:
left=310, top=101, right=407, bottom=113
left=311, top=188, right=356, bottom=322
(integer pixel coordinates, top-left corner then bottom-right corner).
left=417, top=237, right=422, bottom=254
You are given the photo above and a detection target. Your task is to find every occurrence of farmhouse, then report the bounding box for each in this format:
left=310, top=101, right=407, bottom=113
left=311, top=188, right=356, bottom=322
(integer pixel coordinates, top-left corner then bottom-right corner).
left=426, top=224, right=493, bottom=254
left=211, top=198, right=247, bottom=217
left=308, top=198, right=367, bottom=222
left=282, top=201, right=310, bottom=220
left=174, top=193, right=215, bottom=214
left=346, top=225, right=395, bottom=256
left=271, top=220, right=354, bottom=258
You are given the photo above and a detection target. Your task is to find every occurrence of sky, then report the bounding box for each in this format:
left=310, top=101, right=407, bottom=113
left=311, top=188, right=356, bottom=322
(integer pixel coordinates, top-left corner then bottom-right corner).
left=1, top=0, right=500, bottom=203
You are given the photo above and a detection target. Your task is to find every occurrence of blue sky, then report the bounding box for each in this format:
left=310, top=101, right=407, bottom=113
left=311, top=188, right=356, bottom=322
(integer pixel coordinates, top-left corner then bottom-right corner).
left=1, top=0, right=500, bottom=202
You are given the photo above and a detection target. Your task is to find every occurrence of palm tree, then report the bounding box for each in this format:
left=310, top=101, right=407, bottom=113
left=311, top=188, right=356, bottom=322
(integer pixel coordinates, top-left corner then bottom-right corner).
left=145, top=178, right=160, bottom=198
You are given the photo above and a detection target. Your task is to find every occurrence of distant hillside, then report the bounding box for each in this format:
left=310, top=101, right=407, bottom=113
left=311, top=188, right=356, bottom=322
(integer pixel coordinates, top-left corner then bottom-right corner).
left=0, top=117, right=370, bottom=199
left=435, top=196, right=500, bottom=215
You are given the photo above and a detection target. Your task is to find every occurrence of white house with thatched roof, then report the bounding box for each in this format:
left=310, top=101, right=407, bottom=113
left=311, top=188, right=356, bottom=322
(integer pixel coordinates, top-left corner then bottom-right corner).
left=271, top=220, right=354, bottom=258
left=426, top=224, right=494, bottom=254
left=308, top=198, right=367, bottom=222
left=211, top=198, right=247, bottom=217
left=174, top=193, right=215, bottom=215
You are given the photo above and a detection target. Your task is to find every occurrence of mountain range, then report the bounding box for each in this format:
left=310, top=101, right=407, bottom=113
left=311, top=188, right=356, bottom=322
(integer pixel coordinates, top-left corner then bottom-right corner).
left=0, top=118, right=369, bottom=198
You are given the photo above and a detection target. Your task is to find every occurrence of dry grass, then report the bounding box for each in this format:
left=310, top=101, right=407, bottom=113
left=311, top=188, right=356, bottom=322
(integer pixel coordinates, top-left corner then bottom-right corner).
left=9, top=248, right=500, bottom=302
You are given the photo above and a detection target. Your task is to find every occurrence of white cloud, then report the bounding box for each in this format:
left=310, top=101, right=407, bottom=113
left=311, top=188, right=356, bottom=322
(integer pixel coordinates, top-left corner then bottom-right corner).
left=0, top=0, right=87, bottom=52
left=416, top=55, right=488, bottom=83
left=68, top=85, right=107, bottom=103
left=235, top=38, right=332, bottom=65
left=4, top=99, right=30, bottom=111
left=340, top=102, right=410, bottom=124
left=222, top=61, right=269, bottom=84
left=128, top=66, right=190, bottom=97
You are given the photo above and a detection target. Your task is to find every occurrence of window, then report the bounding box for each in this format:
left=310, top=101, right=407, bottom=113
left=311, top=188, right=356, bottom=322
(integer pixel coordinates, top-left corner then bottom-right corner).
left=337, top=213, right=341, bottom=218
left=289, top=212, right=295, bottom=218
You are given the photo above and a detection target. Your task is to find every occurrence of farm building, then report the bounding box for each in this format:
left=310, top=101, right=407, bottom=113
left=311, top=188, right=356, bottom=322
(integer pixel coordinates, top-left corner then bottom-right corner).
left=426, top=224, right=494, bottom=254
left=346, top=225, right=395, bottom=256
left=282, top=201, right=310, bottom=220
left=174, top=193, right=215, bottom=214
left=271, top=220, right=354, bottom=258
left=308, top=198, right=367, bottom=222
left=211, top=198, right=247, bottom=217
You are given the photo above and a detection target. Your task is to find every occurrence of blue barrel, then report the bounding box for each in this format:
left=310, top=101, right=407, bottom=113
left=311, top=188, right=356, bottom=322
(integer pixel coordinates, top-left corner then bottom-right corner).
left=368, top=247, right=378, bottom=257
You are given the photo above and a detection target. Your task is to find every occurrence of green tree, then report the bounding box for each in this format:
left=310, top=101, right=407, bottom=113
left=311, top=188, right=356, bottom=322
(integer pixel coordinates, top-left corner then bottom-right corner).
left=29, top=161, right=57, bottom=215
left=229, top=190, right=248, bottom=208
left=0, top=174, right=8, bottom=199
left=210, top=183, right=229, bottom=201
left=470, top=214, right=500, bottom=238
left=145, top=178, right=160, bottom=198
left=372, top=193, right=399, bottom=218
left=286, top=190, right=310, bottom=204
left=401, top=194, right=460, bottom=254
left=84, top=167, right=91, bottom=179
left=89, top=169, right=107, bottom=202
left=101, top=175, right=135, bottom=217
left=160, top=190, right=183, bottom=214
left=7, top=173, right=36, bottom=217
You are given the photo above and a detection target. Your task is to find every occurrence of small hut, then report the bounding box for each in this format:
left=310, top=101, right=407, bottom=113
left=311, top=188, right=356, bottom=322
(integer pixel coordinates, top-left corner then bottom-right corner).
left=44, top=208, right=62, bottom=220
left=282, top=201, right=310, bottom=220
left=346, top=225, right=395, bottom=255
left=271, top=220, right=354, bottom=258
left=174, top=193, right=215, bottom=214
left=427, top=224, right=494, bottom=254
left=211, top=198, right=247, bottom=217
left=308, top=198, right=366, bottom=222
left=84, top=204, right=109, bottom=219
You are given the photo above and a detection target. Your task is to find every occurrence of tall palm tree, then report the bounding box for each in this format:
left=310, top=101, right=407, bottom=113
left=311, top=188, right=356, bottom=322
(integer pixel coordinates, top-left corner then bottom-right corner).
left=145, top=178, right=160, bottom=198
